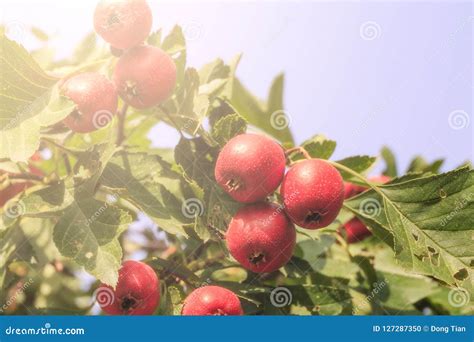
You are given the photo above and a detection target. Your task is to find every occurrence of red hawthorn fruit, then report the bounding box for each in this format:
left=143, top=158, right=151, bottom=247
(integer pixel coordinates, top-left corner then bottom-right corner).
left=226, top=202, right=296, bottom=273
left=342, top=175, right=391, bottom=243
left=0, top=183, right=30, bottom=207
left=113, top=45, right=177, bottom=109
left=344, top=217, right=373, bottom=243
left=62, top=72, right=118, bottom=133
left=281, top=159, right=344, bottom=229
left=214, top=133, right=286, bottom=203
left=0, top=153, right=43, bottom=207
left=343, top=182, right=366, bottom=199
left=182, top=286, right=243, bottom=316
left=94, top=0, right=152, bottom=50
left=98, top=260, right=160, bottom=315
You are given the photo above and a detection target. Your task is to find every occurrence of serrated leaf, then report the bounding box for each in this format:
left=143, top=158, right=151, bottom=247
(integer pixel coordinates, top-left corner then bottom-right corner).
left=0, top=35, right=57, bottom=129
left=147, top=257, right=202, bottom=287
left=100, top=152, right=191, bottom=237
left=346, top=167, right=474, bottom=294
left=407, top=156, right=444, bottom=174
left=1, top=181, right=75, bottom=229
left=223, top=56, right=294, bottom=146
left=211, top=113, right=246, bottom=147
left=336, top=155, right=376, bottom=182
left=291, top=135, right=336, bottom=161
left=53, top=197, right=131, bottom=287
left=174, top=137, right=241, bottom=232
left=0, top=36, right=80, bottom=161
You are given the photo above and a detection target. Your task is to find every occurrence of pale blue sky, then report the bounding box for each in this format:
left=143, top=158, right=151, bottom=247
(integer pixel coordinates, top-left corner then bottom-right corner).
left=2, top=0, right=472, bottom=174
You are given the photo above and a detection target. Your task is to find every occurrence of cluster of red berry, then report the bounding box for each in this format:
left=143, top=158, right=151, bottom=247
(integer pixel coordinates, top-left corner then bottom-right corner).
left=61, top=0, right=176, bottom=133
left=216, top=133, right=345, bottom=275
left=66, top=0, right=390, bottom=316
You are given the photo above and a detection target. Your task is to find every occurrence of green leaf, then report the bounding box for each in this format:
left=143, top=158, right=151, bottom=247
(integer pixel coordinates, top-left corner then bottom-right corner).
left=0, top=36, right=79, bottom=161
left=346, top=167, right=474, bottom=293
left=223, top=56, right=294, bottom=146
left=53, top=197, right=131, bottom=287
left=1, top=181, right=75, bottom=230
left=381, top=146, right=397, bottom=177
left=407, top=156, right=444, bottom=175
left=20, top=217, right=60, bottom=266
left=291, top=135, right=336, bottom=161
left=174, top=137, right=241, bottom=232
left=0, top=35, right=57, bottom=129
left=147, top=257, right=202, bottom=287
left=100, top=152, right=192, bottom=237
left=336, top=156, right=376, bottom=183
left=211, top=113, right=247, bottom=147
left=285, top=275, right=352, bottom=315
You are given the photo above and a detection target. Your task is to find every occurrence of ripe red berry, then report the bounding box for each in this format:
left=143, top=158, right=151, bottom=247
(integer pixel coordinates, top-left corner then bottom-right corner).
left=0, top=183, right=29, bottom=207
left=98, top=260, right=160, bottom=315
left=281, top=159, right=344, bottom=229
left=343, top=217, right=372, bottom=243
left=226, top=202, right=296, bottom=273
left=113, top=45, right=177, bottom=109
left=343, top=182, right=365, bottom=199
left=62, top=72, right=118, bottom=133
left=182, top=286, right=243, bottom=316
left=94, top=0, right=152, bottom=50
left=0, top=154, right=43, bottom=207
left=342, top=175, right=391, bottom=243
left=215, top=134, right=286, bottom=203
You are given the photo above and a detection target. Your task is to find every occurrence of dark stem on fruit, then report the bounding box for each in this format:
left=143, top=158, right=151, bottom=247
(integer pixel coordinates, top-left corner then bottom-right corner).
left=285, top=146, right=311, bottom=161
left=120, top=294, right=139, bottom=312
left=106, top=12, right=120, bottom=27
left=248, top=252, right=266, bottom=265
left=225, top=178, right=241, bottom=192
left=213, top=309, right=228, bottom=316
left=305, top=211, right=322, bottom=224
left=116, top=103, right=129, bottom=146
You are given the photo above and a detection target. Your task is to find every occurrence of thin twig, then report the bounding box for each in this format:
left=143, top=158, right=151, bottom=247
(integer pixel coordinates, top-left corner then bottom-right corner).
left=116, top=103, right=129, bottom=145
left=285, top=146, right=312, bottom=160
left=42, top=138, right=80, bottom=157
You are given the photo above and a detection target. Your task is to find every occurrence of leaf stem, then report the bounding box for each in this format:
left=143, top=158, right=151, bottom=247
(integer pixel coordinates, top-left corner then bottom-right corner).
left=328, top=161, right=383, bottom=196
left=42, top=138, right=80, bottom=157
left=285, top=146, right=311, bottom=160
left=161, top=107, right=185, bottom=139
left=8, top=173, right=43, bottom=182
left=116, top=103, right=129, bottom=146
